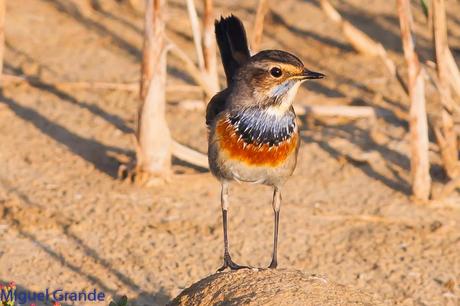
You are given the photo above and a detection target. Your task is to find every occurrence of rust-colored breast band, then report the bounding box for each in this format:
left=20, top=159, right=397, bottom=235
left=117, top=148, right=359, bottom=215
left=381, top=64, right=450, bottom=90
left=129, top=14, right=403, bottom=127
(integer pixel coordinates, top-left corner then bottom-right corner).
left=216, top=117, right=298, bottom=167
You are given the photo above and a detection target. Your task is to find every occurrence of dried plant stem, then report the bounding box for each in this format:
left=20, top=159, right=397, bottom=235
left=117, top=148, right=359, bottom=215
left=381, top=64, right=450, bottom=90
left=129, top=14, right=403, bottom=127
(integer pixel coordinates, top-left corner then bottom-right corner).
left=446, top=48, right=460, bottom=98
left=136, top=0, right=172, bottom=180
left=172, top=140, right=208, bottom=169
left=0, top=0, right=5, bottom=76
left=168, top=41, right=214, bottom=97
left=2, top=75, right=140, bottom=91
left=397, top=0, right=431, bottom=200
left=0, top=74, right=202, bottom=94
left=252, top=0, right=269, bottom=53
left=319, top=0, right=408, bottom=95
left=202, top=0, right=219, bottom=95
left=432, top=0, right=459, bottom=178
left=433, top=175, right=460, bottom=199
left=135, top=0, right=210, bottom=181
left=294, top=104, right=377, bottom=119
left=139, top=0, right=160, bottom=100
left=186, top=0, right=205, bottom=71
left=48, top=80, right=137, bottom=91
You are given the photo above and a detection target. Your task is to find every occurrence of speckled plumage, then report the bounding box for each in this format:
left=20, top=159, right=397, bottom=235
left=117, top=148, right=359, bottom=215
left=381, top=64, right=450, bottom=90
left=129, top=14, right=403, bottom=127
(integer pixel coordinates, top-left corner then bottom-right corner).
left=216, top=112, right=298, bottom=166
left=228, top=107, right=296, bottom=147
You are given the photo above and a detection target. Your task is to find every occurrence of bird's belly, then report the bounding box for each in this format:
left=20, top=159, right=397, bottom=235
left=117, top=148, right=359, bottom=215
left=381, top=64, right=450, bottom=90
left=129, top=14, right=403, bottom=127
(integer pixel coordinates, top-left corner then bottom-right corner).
left=210, top=116, right=299, bottom=184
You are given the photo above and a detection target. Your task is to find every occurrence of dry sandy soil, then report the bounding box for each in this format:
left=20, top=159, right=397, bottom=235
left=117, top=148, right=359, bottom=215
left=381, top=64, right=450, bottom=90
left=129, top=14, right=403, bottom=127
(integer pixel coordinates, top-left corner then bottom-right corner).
left=1, top=0, right=460, bottom=305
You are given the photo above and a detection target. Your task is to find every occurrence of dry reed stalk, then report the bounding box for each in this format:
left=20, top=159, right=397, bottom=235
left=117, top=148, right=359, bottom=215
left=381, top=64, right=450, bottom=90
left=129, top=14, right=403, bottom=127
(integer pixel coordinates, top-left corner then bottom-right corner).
left=136, top=0, right=172, bottom=181
left=424, top=0, right=460, bottom=98
left=251, top=0, right=269, bottom=53
left=432, top=0, right=459, bottom=178
left=139, top=0, right=160, bottom=100
left=319, top=0, right=408, bottom=95
left=3, top=75, right=139, bottom=91
left=0, top=74, right=202, bottom=94
left=446, top=49, right=460, bottom=98
left=168, top=41, right=214, bottom=97
left=52, top=80, right=138, bottom=91
left=0, top=0, right=5, bottom=77
left=186, top=0, right=205, bottom=71
left=172, top=140, right=208, bottom=169
left=136, top=0, right=209, bottom=181
left=202, top=0, right=219, bottom=94
left=294, top=104, right=377, bottom=119
left=397, top=0, right=431, bottom=200
left=433, top=175, right=460, bottom=199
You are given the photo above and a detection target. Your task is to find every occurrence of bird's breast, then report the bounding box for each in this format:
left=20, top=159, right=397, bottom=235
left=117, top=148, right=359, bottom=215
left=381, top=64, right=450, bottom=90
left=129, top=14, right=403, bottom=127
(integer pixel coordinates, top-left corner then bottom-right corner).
left=215, top=111, right=299, bottom=167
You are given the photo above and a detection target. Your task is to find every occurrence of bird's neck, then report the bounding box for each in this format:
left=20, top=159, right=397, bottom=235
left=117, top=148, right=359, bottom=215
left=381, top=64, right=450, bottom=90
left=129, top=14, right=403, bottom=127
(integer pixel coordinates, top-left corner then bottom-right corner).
left=227, top=107, right=296, bottom=147
left=266, top=80, right=302, bottom=113
left=231, top=78, right=303, bottom=114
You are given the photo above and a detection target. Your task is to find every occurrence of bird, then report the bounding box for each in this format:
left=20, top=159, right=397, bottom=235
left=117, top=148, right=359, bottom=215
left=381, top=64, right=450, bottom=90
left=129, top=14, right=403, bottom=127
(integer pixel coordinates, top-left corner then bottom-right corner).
left=206, top=15, right=324, bottom=271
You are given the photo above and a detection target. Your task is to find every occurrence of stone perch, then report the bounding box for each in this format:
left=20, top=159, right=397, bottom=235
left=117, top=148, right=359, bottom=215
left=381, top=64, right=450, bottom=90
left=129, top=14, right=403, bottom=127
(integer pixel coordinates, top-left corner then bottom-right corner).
left=168, top=269, right=383, bottom=306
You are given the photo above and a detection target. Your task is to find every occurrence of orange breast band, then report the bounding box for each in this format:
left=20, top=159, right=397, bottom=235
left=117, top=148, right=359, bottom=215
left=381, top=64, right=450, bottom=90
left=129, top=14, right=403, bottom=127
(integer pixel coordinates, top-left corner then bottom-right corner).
left=216, top=117, right=298, bottom=167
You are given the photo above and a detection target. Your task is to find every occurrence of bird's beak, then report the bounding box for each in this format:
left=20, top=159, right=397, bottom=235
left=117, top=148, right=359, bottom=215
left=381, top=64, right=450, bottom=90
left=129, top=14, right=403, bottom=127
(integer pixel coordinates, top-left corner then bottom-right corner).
left=301, top=68, right=325, bottom=80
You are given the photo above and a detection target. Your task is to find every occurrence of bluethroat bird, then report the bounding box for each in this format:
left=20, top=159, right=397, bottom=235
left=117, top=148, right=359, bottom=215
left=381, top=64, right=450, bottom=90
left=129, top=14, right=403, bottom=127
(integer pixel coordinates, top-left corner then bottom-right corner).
left=206, top=15, right=324, bottom=271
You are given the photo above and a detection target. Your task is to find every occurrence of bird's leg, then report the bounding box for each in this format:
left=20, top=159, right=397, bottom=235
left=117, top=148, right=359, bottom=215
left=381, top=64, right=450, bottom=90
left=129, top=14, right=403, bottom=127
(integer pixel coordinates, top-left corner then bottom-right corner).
left=268, top=187, right=281, bottom=269
left=217, top=181, right=249, bottom=271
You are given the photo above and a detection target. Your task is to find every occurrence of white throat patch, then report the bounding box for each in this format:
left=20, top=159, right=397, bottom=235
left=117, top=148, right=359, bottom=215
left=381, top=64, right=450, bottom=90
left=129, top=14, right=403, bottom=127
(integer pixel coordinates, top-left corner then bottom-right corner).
left=267, top=80, right=303, bottom=115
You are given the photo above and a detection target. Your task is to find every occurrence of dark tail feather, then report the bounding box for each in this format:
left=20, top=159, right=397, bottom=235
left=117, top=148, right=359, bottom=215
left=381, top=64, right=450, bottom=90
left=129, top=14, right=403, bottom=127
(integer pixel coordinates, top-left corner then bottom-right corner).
left=215, top=15, right=251, bottom=85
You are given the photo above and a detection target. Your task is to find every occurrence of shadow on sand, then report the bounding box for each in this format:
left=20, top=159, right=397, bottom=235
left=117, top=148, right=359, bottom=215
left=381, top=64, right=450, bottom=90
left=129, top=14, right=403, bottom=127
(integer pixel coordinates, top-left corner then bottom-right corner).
left=0, top=178, right=171, bottom=306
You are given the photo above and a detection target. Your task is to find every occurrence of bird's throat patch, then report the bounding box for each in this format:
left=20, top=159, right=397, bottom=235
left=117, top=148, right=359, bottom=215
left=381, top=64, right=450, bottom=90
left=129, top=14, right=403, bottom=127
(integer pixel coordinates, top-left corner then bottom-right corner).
left=215, top=111, right=298, bottom=166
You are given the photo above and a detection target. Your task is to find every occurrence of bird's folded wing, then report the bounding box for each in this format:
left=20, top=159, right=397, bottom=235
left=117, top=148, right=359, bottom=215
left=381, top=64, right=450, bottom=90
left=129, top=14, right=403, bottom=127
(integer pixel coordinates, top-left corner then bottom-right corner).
left=206, top=89, right=229, bottom=127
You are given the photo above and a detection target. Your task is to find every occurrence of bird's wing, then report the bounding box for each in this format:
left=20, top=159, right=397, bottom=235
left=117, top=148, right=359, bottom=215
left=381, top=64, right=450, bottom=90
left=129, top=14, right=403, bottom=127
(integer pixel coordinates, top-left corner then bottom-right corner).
left=206, top=89, right=229, bottom=127
left=215, top=15, right=251, bottom=85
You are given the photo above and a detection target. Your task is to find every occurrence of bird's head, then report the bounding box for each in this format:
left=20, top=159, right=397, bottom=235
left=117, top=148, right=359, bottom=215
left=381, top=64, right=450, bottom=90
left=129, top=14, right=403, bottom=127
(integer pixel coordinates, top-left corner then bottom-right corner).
left=232, top=50, right=324, bottom=114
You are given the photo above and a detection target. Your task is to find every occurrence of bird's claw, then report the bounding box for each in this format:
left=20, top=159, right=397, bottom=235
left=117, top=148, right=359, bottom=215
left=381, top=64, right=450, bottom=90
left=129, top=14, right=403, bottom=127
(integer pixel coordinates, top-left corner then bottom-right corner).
left=267, top=258, right=278, bottom=269
left=217, top=254, right=250, bottom=272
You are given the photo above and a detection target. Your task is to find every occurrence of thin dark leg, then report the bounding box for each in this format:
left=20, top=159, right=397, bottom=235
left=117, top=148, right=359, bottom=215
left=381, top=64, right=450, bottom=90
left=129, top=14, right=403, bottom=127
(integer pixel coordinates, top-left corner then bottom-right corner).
left=222, top=208, right=230, bottom=259
left=217, top=182, right=249, bottom=271
left=269, top=187, right=281, bottom=269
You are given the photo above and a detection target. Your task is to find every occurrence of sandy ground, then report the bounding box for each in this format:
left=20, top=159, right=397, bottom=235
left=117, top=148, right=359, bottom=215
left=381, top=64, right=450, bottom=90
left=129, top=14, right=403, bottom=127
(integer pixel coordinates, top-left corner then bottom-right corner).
left=0, top=0, right=460, bottom=305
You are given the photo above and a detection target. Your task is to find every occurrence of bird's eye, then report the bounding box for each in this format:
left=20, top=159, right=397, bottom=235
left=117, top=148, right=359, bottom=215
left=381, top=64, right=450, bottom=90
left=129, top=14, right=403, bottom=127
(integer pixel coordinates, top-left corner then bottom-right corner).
left=270, top=67, right=282, bottom=78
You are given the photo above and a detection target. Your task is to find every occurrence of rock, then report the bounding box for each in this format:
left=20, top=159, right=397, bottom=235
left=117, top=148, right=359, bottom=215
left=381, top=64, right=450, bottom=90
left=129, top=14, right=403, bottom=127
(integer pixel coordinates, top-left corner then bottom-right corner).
left=168, top=269, right=383, bottom=306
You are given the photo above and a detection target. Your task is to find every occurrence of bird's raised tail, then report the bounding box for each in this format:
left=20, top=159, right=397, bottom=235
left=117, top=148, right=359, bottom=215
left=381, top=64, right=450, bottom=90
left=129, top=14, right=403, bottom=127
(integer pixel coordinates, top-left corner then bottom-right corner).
left=215, top=15, right=251, bottom=85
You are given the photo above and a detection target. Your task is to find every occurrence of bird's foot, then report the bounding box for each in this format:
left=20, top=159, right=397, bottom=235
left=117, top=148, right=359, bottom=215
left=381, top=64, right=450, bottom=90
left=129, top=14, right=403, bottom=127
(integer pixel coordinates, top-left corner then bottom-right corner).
left=267, top=258, right=277, bottom=269
left=217, top=254, right=250, bottom=272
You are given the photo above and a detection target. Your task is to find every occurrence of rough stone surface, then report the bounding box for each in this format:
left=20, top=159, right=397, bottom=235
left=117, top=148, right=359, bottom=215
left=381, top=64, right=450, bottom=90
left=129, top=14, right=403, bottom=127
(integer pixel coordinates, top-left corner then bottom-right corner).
left=169, top=269, right=383, bottom=306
